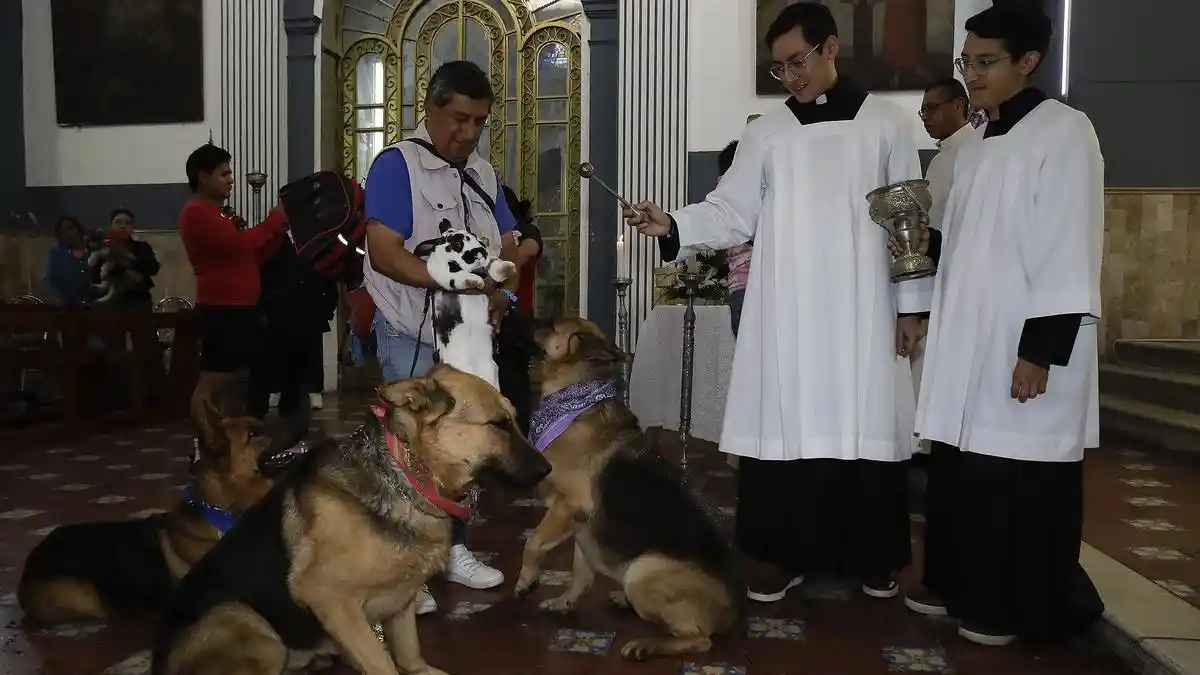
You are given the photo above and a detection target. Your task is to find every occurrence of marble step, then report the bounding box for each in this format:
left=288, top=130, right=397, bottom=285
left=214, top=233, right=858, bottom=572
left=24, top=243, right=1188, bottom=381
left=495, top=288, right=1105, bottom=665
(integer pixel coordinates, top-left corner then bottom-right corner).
left=1113, top=339, right=1200, bottom=374
left=1100, top=362, right=1200, bottom=412
left=1100, top=394, right=1200, bottom=457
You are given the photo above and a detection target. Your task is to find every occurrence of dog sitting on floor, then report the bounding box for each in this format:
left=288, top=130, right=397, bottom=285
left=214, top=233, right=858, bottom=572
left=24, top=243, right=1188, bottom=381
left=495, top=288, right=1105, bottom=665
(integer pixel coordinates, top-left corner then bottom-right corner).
left=86, top=227, right=141, bottom=304
left=17, top=400, right=312, bottom=624
left=413, top=220, right=517, bottom=389
left=513, top=317, right=739, bottom=661
left=150, top=366, right=550, bottom=675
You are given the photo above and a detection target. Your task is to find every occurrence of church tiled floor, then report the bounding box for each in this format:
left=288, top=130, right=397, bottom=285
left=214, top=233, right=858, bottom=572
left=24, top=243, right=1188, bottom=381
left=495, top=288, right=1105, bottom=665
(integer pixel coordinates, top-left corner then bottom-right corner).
left=0, top=394, right=1163, bottom=674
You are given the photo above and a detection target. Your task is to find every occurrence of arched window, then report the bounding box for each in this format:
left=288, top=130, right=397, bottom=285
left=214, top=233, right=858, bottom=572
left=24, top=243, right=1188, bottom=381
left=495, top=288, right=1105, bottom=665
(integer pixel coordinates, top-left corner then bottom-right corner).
left=353, top=53, right=385, bottom=182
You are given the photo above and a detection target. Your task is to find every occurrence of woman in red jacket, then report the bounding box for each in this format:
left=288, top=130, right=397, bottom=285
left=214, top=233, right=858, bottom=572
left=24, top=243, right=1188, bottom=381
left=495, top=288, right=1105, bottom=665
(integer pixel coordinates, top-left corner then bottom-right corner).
left=180, top=144, right=288, bottom=418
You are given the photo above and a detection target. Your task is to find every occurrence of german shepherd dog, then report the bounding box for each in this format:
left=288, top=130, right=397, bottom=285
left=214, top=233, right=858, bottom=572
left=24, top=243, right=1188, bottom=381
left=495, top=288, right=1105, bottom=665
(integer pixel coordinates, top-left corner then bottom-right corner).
left=152, top=365, right=551, bottom=675
left=18, top=400, right=310, bottom=624
left=513, top=317, right=738, bottom=661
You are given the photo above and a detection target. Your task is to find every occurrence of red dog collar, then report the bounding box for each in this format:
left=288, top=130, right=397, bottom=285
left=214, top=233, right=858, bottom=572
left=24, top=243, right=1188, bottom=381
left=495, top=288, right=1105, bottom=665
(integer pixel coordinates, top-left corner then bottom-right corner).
left=370, top=406, right=470, bottom=520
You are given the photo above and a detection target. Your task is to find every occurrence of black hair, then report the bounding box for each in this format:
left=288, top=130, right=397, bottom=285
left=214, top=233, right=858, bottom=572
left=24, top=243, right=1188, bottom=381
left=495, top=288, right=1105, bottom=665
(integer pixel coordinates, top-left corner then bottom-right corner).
left=55, top=216, right=82, bottom=238
left=964, top=6, right=1052, bottom=73
left=502, top=184, right=533, bottom=222
left=185, top=144, right=232, bottom=192
left=427, top=60, right=494, bottom=106
left=924, top=77, right=969, bottom=108
left=717, top=141, right=738, bottom=176
left=109, top=207, right=135, bottom=224
left=765, top=2, right=838, bottom=52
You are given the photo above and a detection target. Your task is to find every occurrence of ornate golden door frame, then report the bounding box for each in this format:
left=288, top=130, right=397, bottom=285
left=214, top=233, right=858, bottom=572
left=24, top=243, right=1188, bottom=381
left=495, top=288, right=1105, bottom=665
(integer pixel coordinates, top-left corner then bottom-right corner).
left=339, top=0, right=583, bottom=317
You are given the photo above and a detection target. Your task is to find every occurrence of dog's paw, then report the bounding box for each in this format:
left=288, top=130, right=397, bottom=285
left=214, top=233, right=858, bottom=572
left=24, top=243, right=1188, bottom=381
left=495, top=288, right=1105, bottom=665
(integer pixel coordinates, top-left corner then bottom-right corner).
left=487, top=259, right=518, bottom=284
left=538, top=595, right=577, bottom=614
left=608, top=590, right=631, bottom=610
left=513, top=574, right=540, bottom=598
left=619, top=638, right=655, bottom=661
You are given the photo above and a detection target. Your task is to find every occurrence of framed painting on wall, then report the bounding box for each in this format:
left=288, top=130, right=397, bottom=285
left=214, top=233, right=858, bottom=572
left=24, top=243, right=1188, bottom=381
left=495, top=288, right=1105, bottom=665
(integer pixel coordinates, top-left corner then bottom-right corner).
left=51, top=0, right=204, bottom=126
left=756, top=0, right=955, bottom=95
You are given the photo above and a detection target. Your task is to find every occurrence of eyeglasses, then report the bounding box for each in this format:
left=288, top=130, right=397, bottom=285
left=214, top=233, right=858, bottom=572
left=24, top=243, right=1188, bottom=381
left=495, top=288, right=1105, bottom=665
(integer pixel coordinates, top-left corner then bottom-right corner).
left=917, top=99, right=955, bottom=121
left=769, top=43, right=822, bottom=81
left=954, top=55, right=1012, bottom=75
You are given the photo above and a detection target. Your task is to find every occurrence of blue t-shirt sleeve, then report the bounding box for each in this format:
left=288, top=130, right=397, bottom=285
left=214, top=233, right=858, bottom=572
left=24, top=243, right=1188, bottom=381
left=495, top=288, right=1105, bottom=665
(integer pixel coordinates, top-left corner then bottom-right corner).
left=494, top=176, right=516, bottom=235
left=364, top=149, right=415, bottom=239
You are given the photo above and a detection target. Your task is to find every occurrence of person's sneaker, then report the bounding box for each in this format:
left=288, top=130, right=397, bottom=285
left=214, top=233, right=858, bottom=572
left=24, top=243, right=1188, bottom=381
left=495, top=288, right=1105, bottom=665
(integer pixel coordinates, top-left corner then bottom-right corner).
left=415, top=585, right=437, bottom=615
left=862, top=574, right=899, bottom=599
left=309, top=393, right=324, bottom=410
left=268, top=392, right=281, bottom=408
left=903, top=585, right=949, bottom=616
left=958, top=623, right=1016, bottom=646
left=445, top=545, right=504, bottom=589
left=744, top=559, right=803, bottom=603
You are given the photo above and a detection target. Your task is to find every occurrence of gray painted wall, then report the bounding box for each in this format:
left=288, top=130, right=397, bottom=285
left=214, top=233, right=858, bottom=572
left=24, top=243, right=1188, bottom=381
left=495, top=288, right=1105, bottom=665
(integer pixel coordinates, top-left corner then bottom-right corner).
left=1069, top=1, right=1197, bottom=187
left=1, top=0, right=27, bottom=217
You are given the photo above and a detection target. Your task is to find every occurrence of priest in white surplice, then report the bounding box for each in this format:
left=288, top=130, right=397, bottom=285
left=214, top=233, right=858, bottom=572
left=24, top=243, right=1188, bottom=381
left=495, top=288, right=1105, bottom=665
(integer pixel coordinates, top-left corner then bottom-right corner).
left=624, top=2, right=930, bottom=603
left=903, top=6, right=1104, bottom=647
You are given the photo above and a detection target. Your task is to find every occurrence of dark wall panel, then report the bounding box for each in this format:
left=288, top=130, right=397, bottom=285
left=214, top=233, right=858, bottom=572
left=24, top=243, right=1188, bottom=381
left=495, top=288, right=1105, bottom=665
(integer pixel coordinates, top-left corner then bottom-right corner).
left=0, top=0, right=27, bottom=218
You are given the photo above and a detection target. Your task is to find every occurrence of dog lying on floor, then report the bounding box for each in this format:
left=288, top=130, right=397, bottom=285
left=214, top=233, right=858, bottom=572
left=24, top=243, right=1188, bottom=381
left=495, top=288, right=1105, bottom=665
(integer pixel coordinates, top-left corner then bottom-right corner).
left=151, top=365, right=551, bottom=675
left=18, top=401, right=311, bottom=624
left=513, top=317, right=739, bottom=661
left=413, top=220, right=517, bottom=389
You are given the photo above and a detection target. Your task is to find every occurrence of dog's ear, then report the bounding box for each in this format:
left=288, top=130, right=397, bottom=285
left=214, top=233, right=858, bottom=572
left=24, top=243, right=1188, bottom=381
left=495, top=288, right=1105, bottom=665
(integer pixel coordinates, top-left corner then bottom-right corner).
left=568, top=331, right=627, bottom=363
left=438, top=218, right=453, bottom=234
left=194, top=396, right=231, bottom=457
left=377, top=376, right=456, bottom=420
left=412, top=237, right=443, bottom=260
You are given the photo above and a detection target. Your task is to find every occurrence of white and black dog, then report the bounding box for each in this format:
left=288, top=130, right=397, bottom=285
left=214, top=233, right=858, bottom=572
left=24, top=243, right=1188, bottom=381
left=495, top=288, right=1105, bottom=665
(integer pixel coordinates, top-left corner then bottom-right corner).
left=414, top=219, right=517, bottom=389
left=86, top=231, right=140, bottom=305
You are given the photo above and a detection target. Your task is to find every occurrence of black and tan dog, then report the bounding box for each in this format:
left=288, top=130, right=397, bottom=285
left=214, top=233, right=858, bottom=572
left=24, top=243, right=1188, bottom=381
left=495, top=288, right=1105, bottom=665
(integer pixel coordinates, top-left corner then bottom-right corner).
left=18, top=400, right=310, bottom=624
left=151, top=365, right=551, bottom=675
left=513, top=317, right=738, bottom=661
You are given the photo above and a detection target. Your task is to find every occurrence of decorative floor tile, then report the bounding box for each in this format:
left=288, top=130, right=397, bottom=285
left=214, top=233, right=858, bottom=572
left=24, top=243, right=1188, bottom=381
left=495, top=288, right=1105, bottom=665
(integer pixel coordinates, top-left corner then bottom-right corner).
left=717, top=505, right=736, bottom=517
left=1118, top=449, right=1146, bottom=458
left=72, top=454, right=102, bottom=462
left=1120, top=478, right=1170, bottom=488
left=106, top=464, right=135, bottom=470
left=128, top=508, right=169, bottom=518
left=0, top=464, right=29, bottom=471
left=538, top=570, right=572, bottom=587
left=134, top=473, right=173, bottom=481
left=1123, top=518, right=1184, bottom=532
left=510, top=497, right=542, bottom=507
left=707, top=469, right=732, bottom=478
left=0, top=508, right=45, bottom=521
left=548, top=628, right=615, bottom=654
left=680, top=664, right=747, bottom=675
left=446, top=600, right=493, bottom=621
left=801, top=581, right=853, bottom=601
left=140, top=447, right=167, bottom=453
left=882, top=646, right=954, bottom=673
left=36, top=622, right=107, bottom=639
left=91, top=495, right=133, bottom=505
left=520, top=528, right=535, bottom=539
left=1121, top=463, right=1158, bottom=471
left=56, top=484, right=94, bottom=492
left=45, top=447, right=72, bottom=454
left=28, top=473, right=60, bottom=480
left=1155, top=580, right=1197, bottom=598
left=1129, top=546, right=1193, bottom=561
left=0, top=591, right=16, bottom=606
left=746, top=616, right=806, bottom=640
left=471, top=551, right=497, bottom=565
left=1123, top=496, right=1175, bottom=507
left=30, top=525, right=59, bottom=537
left=103, top=649, right=152, bottom=675
left=114, top=440, right=134, bottom=446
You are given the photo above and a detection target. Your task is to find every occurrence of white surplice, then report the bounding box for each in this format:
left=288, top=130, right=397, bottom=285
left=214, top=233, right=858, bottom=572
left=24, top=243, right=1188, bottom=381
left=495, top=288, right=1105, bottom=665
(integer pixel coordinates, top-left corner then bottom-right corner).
left=911, top=122, right=982, bottom=400
left=915, top=99, right=1104, bottom=463
left=669, top=96, right=928, bottom=462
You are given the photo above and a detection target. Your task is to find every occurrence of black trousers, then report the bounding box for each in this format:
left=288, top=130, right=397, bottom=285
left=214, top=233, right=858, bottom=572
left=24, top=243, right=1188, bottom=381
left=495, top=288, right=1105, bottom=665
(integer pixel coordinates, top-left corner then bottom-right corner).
left=247, top=317, right=321, bottom=419
left=496, top=309, right=535, bottom=434
left=735, top=456, right=911, bottom=578
left=922, top=441, right=1104, bottom=640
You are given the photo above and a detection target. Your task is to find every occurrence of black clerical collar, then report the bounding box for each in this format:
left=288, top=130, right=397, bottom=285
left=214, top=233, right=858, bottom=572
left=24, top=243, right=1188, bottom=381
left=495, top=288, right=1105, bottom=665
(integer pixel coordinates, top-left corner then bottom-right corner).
left=983, top=87, right=1048, bottom=138
left=785, top=77, right=867, bottom=125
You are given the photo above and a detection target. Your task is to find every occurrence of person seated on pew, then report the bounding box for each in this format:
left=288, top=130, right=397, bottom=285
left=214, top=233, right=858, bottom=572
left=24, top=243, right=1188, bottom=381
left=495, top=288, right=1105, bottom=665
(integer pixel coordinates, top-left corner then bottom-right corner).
left=105, top=208, right=161, bottom=311
left=44, top=216, right=93, bottom=307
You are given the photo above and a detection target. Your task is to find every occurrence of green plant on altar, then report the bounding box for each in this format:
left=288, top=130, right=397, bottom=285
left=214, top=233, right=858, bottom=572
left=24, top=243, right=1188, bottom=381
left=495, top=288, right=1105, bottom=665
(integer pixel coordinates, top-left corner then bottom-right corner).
left=660, top=250, right=730, bottom=303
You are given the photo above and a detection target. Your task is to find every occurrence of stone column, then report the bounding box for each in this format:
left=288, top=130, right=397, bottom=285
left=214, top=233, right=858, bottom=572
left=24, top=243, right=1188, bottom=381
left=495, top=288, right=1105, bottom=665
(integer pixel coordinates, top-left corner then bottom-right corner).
left=581, top=0, right=619, bottom=336
left=283, top=0, right=321, bottom=182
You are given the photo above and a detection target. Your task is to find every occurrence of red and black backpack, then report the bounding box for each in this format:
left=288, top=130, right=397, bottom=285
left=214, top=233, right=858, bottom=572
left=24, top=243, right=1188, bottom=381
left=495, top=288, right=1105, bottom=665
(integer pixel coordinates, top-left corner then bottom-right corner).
left=279, top=170, right=366, bottom=281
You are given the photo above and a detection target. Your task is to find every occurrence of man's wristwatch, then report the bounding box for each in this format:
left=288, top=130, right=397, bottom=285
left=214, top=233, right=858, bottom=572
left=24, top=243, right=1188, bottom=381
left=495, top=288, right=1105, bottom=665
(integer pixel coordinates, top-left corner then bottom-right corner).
left=498, top=288, right=518, bottom=308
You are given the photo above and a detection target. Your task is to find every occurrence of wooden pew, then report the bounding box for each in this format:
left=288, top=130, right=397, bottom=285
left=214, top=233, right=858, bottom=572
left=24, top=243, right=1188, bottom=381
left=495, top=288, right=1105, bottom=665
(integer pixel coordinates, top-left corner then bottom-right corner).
left=0, top=305, right=199, bottom=445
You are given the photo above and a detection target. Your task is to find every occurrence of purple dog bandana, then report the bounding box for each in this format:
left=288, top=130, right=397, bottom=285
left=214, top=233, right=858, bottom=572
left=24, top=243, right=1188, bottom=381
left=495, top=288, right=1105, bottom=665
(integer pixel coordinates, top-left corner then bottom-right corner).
left=528, top=379, right=618, bottom=452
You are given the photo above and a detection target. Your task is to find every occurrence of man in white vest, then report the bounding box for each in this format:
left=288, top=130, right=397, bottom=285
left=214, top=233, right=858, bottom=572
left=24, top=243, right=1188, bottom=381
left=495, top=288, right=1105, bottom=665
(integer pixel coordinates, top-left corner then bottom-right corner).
left=361, top=60, right=521, bottom=615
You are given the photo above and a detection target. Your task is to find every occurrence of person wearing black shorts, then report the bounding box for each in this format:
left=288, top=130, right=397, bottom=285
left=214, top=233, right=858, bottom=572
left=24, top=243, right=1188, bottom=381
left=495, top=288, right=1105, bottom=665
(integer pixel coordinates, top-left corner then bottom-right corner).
left=180, top=144, right=288, bottom=417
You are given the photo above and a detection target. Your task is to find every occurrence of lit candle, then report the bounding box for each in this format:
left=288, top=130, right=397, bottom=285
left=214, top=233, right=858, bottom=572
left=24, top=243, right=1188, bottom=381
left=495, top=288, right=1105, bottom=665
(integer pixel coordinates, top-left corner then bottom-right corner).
left=616, top=232, right=626, bottom=278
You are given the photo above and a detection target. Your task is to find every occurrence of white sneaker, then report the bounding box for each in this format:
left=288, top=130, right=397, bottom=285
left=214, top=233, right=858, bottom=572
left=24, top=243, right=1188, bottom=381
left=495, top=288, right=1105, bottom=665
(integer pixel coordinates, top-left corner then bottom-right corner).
left=268, top=392, right=281, bottom=408
left=415, top=585, right=437, bottom=615
left=309, top=393, right=324, bottom=410
left=445, top=544, right=504, bottom=589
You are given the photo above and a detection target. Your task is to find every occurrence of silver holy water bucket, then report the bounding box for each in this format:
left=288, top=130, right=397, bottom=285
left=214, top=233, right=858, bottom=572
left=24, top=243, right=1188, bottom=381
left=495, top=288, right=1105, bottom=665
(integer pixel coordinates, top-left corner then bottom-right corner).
left=865, top=179, right=936, bottom=282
